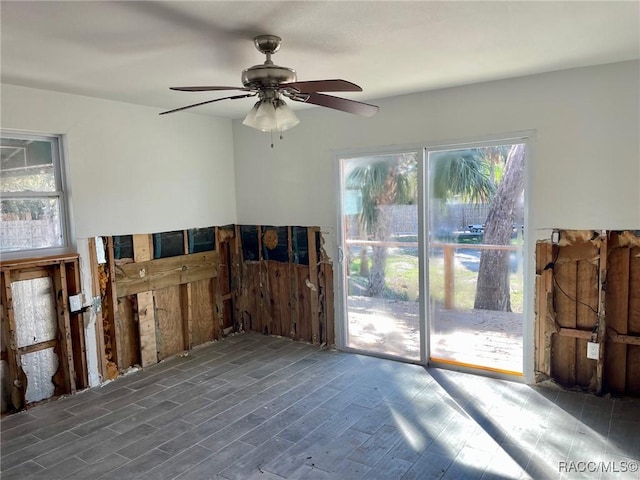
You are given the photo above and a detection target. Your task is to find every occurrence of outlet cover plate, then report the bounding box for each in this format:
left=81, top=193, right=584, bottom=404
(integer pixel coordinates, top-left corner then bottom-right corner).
left=587, top=342, right=600, bottom=360
left=69, top=294, right=83, bottom=313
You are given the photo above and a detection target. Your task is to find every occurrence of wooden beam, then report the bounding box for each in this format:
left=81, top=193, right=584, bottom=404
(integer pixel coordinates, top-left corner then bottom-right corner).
left=181, top=231, right=193, bottom=350
left=52, top=262, right=76, bottom=393
left=308, top=227, right=320, bottom=344
left=627, top=241, right=640, bottom=395
left=137, top=291, right=156, bottom=367
left=114, top=252, right=218, bottom=297
left=18, top=339, right=58, bottom=355
left=12, top=267, right=50, bottom=282
left=214, top=227, right=225, bottom=333
left=535, top=242, right=554, bottom=375
left=605, top=235, right=629, bottom=394
left=607, top=330, right=640, bottom=346
left=288, top=226, right=299, bottom=338
left=106, top=237, right=124, bottom=370
left=322, top=261, right=335, bottom=346
left=133, top=234, right=157, bottom=367
left=0, top=253, right=79, bottom=269
left=1, top=270, right=27, bottom=410
left=88, top=237, right=107, bottom=379
left=558, top=327, right=593, bottom=340
left=256, top=226, right=273, bottom=333
left=66, top=260, right=88, bottom=390
left=595, top=233, right=607, bottom=394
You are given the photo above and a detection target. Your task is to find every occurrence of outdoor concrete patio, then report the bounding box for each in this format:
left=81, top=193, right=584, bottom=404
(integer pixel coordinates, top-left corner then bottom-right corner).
left=346, top=296, right=523, bottom=373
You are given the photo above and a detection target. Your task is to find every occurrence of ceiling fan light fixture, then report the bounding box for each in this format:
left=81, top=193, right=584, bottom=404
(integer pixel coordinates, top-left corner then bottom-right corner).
left=242, top=101, right=261, bottom=129
left=253, top=100, right=277, bottom=131
left=242, top=97, right=299, bottom=133
left=242, top=99, right=277, bottom=131
left=274, top=98, right=299, bottom=132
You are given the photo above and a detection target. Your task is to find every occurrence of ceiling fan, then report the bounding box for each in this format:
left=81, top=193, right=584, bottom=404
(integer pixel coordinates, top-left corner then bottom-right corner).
left=160, top=34, right=379, bottom=132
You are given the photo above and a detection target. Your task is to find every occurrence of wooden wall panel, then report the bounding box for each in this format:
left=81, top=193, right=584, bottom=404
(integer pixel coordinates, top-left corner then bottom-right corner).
left=605, top=240, right=629, bottom=394
left=535, top=242, right=554, bottom=376
left=65, top=261, right=88, bottom=390
left=1, top=255, right=82, bottom=411
left=538, top=231, right=640, bottom=397
left=154, top=286, right=185, bottom=360
left=551, top=254, right=577, bottom=386
left=191, top=278, right=217, bottom=346
left=242, top=263, right=261, bottom=333
left=575, top=255, right=598, bottom=388
left=321, top=263, right=335, bottom=346
left=116, top=295, right=140, bottom=369
left=267, top=260, right=291, bottom=337
left=626, top=246, right=640, bottom=395
left=296, top=265, right=312, bottom=343
left=133, top=234, right=157, bottom=368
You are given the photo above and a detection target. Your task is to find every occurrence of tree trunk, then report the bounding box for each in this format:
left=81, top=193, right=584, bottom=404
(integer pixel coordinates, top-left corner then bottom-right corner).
left=367, top=205, right=392, bottom=297
left=368, top=245, right=387, bottom=297
left=474, top=144, right=525, bottom=311
left=359, top=247, right=370, bottom=277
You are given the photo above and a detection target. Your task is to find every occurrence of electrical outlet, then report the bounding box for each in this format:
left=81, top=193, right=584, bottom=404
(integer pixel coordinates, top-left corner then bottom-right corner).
left=92, top=296, right=102, bottom=314
left=587, top=342, right=600, bottom=360
left=69, top=293, right=83, bottom=313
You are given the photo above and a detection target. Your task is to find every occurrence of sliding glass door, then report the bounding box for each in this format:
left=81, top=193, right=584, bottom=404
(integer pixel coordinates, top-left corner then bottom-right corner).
left=338, top=138, right=527, bottom=375
left=427, top=144, right=525, bottom=374
left=338, top=151, right=422, bottom=361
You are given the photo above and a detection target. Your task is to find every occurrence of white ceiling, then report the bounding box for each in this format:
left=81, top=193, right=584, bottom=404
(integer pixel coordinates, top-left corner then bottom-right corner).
left=2, top=1, right=639, bottom=119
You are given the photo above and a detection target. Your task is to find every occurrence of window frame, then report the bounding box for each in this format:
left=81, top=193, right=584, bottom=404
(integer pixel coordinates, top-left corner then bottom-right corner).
left=1, top=131, right=72, bottom=259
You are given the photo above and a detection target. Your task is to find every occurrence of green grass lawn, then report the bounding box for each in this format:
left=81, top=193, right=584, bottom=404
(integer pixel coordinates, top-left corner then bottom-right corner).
left=348, top=250, right=524, bottom=312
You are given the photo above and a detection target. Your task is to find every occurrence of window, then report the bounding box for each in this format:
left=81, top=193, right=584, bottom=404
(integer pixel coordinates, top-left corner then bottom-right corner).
left=1, top=132, right=69, bottom=256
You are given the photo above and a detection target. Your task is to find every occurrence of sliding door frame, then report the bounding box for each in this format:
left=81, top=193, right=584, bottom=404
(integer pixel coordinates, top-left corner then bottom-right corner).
left=334, top=130, right=535, bottom=382
left=334, top=146, right=427, bottom=364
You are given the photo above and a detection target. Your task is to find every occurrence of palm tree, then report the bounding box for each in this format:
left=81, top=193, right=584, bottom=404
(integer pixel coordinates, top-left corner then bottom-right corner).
left=430, top=149, right=496, bottom=204
left=346, top=154, right=416, bottom=297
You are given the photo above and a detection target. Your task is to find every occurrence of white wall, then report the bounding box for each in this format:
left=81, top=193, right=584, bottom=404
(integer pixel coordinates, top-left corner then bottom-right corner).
left=1, top=84, right=237, bottom=386
left=1, top=84, right=237, bottom=238
left=233, top=61, right=639, bottom=382
left=233, top=61, right=640, bottom=235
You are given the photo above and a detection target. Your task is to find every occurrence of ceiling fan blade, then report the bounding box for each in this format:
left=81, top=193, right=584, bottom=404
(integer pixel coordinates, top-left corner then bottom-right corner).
left=160, top=93, right=255, bottom=115
left=170, top=86, right=249, bottom=92
left=295, top=93, right=379, bottom=117
left=282, top=79, right=362, bottom=93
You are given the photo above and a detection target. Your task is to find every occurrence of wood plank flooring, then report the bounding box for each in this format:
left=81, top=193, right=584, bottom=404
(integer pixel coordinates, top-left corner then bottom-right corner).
left=1, top=332, right=639, bottom=479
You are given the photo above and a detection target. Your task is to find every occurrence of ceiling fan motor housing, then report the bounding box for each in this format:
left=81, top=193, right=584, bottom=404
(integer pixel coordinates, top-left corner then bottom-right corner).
left=241, top=64, right=297, bottom=89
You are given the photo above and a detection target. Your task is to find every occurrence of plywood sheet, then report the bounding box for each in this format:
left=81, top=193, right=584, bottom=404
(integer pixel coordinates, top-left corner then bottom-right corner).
left=628, top=247, right=640, bottom=335
left=267, top=261, right=291, bottom=337
left=137, top=291, right=157, bottom=367
left=154, top=286, right=185, bottom=360
left=605, top=242, right=629, bottom=394
left=191, top=278, right=217, bottom=346
left=242, top=263, right=261, bottom=333
left=626, top=246, right=640, bottom=395
left=296, top=265, right=312, bottom=342
left=576, top=257, right=598, bottom=388
left=322, top=263, right=334, bottom=346
left=552, top=256, right=577, bottom=386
